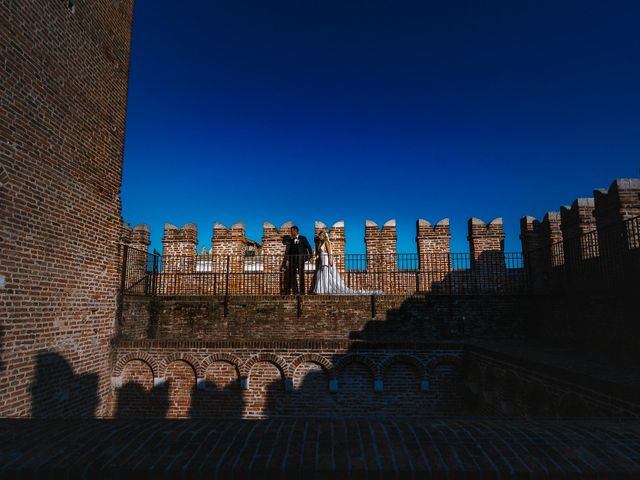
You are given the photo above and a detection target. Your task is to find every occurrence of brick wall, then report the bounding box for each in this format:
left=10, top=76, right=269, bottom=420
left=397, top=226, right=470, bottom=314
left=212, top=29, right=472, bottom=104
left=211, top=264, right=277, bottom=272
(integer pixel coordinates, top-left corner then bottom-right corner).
left=314, top=220, right=346, bottom=271
left=365, top=219, right=397, bottom=271
left=464, top=345, right=639, bottom=417
left=0, top=0, right=134, bottom=416
left=119, top=294, right=531, bottom=342
left=416, top=218, right=450, bottom=291
left=521, top=179, right=640, bottom=362
left=109, top=339, right=639, bottom=419
left=108, top=340, right=465, bottom=418
left=162, top=224, right=198, bottom=268
left=560, top=198, right=599, bottom=260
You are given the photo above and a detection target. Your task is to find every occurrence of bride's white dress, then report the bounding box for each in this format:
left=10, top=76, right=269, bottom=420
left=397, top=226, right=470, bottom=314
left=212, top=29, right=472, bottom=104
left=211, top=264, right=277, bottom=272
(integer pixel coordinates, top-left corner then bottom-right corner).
left=313, top=242, right=382, bottom=295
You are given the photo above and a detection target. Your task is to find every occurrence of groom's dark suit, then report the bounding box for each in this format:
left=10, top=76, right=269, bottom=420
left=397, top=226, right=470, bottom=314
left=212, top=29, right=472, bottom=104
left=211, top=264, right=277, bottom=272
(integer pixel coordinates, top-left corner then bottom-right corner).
left=283, top=234, right=313, bottom=294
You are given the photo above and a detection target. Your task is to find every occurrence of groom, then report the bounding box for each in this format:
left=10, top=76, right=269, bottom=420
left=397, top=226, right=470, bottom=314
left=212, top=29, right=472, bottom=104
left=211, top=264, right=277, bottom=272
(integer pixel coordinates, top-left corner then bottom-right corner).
left=281, top=225, right=313, bottom=295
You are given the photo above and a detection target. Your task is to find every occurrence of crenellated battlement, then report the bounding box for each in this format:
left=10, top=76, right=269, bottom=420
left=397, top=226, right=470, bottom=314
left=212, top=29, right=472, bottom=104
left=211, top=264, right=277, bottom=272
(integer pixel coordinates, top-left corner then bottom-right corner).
left=315, top=220, right=346, bottom=270
left=122, top=224, right=151, bottom=252
left=593, top=178, right=640, bottom=229
left=163, top=224, right=198, bottom=272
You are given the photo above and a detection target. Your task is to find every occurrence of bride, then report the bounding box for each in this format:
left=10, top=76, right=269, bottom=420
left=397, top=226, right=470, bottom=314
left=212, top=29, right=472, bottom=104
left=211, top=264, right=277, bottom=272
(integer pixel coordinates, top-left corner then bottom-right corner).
left=312, top=230, right=383, bottom=295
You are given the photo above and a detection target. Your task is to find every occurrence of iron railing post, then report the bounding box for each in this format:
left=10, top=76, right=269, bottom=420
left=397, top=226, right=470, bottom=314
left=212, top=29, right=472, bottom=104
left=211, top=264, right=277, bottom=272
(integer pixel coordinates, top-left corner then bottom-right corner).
left=152, top=249, right=159, bottom=296
left=224, top=255, right=230, bottom=317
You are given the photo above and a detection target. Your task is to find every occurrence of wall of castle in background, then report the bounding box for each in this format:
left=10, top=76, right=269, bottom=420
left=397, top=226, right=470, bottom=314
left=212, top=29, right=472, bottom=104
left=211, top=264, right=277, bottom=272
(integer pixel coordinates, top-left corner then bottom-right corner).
left=0, top=1, right=134, bottom=416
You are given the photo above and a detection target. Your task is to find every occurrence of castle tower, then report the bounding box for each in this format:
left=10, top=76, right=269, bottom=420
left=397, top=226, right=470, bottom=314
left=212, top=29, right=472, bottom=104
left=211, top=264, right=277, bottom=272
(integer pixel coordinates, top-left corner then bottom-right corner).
left=0, top=0, right=134, bottom=417
left=416, top=218, right=450, bottom=291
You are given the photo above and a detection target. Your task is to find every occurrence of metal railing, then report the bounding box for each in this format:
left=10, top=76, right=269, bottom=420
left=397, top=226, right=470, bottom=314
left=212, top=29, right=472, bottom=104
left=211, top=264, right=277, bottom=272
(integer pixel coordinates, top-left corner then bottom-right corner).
left=525, top=216, right=640, bottom=292
left=120, top=248, right=527, bottom=296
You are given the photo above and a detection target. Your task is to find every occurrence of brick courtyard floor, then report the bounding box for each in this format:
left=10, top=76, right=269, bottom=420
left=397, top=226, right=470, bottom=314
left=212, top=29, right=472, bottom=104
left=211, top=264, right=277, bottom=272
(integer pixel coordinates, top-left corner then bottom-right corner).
left=0, top=417, right=639, bottom=479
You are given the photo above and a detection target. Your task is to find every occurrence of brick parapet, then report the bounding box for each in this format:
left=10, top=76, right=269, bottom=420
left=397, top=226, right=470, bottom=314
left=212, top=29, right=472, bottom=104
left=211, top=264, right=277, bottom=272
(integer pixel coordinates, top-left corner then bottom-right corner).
left=261, top=221, right=293, bottom=275
left=415, top=219, right=450, bottom=291
left=211, top=222, right=246, bottom=273
left=365, top=219, right=397, bottom=274
left=126, top=224, right=151, bottom=252
left=593, top=179, right=640, bottom=228
left=315, top=220, right=346, bottom=271
left=211, top=222, right=246, bottom=256
left=162, top=224, right=198, bottom=272
left=560, top=198, right=596, bottom=238
left=560, top=198, right=598, bottom=260
left=468, top=217, right=505, bottom=263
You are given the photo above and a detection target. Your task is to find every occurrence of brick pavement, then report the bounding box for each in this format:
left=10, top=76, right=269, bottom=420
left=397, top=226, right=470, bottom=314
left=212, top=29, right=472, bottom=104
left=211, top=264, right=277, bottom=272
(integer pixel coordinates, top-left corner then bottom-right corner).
left=0, top=418, right=638, bottom=478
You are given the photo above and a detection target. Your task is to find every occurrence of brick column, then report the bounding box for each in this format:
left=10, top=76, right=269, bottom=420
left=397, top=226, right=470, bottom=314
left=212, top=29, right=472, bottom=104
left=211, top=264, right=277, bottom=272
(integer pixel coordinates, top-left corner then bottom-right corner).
left=262, top=221, right=293, bottom=293
left=211, top=222, right=246, bottom=274
left=365, top=219, right=397, bottom=291
left=541, top=212, right=564, bottom=266
left=519, top=216, right=542, bottom=258
left=416, top=218, right=450, bottom=291
left=560, top=198, right=598, bottom=261
left=162, top=224, right=198, bottom=273
left=128, top=224, right=151, bottom=253
left=593, top=179, right=640, bottom=281
left=468, top=217, right=505, bottom=291
left=315, top=220, right=346, bottom=272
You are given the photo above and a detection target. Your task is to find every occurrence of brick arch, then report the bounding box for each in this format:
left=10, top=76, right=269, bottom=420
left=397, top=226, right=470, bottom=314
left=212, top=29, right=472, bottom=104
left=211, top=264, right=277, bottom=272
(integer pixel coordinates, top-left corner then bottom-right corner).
left=160, top=353, right=200, bottom=377
left=201, top=353, right=242, bottom=378
left=241, top=353, right=288, bottom=378
left=426, top=355, right=462, bottom=373
left=287, top=353, right=333, bottom=378
left=379, top=355, right=426, bottom=380
left=334, top=354, right=378, bottom=379
left=114, top=352, right=159, bottom=378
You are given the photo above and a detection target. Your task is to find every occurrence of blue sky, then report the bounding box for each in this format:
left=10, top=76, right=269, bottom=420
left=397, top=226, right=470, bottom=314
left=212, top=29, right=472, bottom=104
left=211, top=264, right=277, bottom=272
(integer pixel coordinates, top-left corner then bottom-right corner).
left=121, top=0, right=640, bottom=254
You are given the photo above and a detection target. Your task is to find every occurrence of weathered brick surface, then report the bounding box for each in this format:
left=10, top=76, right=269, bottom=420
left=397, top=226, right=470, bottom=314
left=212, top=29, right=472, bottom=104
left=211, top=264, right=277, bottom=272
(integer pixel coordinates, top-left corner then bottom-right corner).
left=119, top=294, right=531, bottom=341
left=110, top=339, right=465, bottom=418
left=1, top=418, right=639, bottom=478
left=314, top=220, right=346, bottom=271
left=109, top=338, right=640, bottom=420
left=162, top=223, right=198, bottom=272
left=467, top=218, right=506, bottom=286
left=364, top=219, right=397, bottom=279
left=464, top=344, right=640, bottom=418
left=416, top=218, right=450, bottom=291
left=0, top=0, right=134, bottom=416
left=561, top=197, right=599, bottom=260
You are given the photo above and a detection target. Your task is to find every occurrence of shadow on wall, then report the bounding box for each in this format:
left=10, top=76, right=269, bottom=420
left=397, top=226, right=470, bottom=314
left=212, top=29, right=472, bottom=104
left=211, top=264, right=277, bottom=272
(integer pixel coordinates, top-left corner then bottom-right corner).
left=30, top=352, right=99, bottom=418
left=0, top=326, right=5, bottom=374
left=112, top=296, right=466, bottom=419
left=113, top=357, right=246, bottom=419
